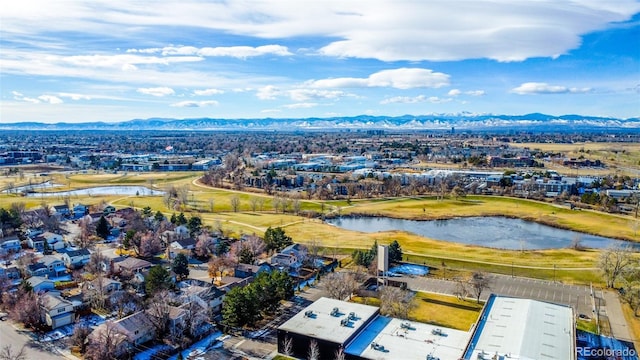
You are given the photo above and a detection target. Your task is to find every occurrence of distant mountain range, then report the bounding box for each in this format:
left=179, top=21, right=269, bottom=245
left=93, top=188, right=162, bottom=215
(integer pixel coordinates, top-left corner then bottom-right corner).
left=1, top=113, right=639, bottom=132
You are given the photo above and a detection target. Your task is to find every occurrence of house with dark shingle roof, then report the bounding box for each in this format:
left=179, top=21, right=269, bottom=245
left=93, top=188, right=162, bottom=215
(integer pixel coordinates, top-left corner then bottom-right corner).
left=62, top=248, right=91, bottom=269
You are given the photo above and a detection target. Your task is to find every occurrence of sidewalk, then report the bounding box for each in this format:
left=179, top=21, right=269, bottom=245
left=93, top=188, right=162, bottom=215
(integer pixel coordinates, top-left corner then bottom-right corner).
left=601, top=289, right=633, bottom=342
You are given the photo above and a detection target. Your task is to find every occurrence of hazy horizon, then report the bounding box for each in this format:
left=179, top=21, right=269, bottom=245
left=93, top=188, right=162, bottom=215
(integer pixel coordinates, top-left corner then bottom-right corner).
left=2, top=1, right=639, bottom=124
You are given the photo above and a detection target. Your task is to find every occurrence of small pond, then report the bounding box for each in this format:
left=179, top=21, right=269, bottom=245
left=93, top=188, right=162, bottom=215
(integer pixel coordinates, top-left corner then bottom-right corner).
left=326, top=216, right=639, bottom=250
left=3, top=181, right=61, bottom=193
left=24, top=185, right=164, bottom=197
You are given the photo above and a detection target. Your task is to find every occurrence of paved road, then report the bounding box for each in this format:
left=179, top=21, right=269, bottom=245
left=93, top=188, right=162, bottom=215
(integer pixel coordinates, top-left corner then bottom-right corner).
left=0, top=321, right=69, bottom=360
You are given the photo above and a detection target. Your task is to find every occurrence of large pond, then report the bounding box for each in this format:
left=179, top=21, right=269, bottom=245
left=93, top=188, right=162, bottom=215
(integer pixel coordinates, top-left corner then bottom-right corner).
left=24, top=185, right=164, bottom=197
left=326, top=216, right=639, bottom=250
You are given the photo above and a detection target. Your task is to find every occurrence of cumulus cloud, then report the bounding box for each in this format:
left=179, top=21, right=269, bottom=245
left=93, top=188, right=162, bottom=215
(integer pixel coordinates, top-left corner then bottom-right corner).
left=193, top=88, right=225, bottom=96
left=511, top=82, right=591, bottom=95
left=137, top=87, right=175, bottom=97
left=58, top=92, right=93, bottom=100
left=381, top=95, right=452, bottom=104
left=256, top=85, right=281, bottom=100
left=128, top=45, right=292, bottom=59
left=170, top=100, right=219, bottom=107
left=309, top=68, right=450, bottom=89
left=448, top=89, right=462, bottom=96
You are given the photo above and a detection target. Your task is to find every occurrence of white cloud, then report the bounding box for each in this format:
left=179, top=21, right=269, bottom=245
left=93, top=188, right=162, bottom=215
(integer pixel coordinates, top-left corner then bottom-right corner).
left=466, top=90, right=486, bottom=96
left=37, top=95, right=64, bottom=104
left=2, top=1, right=638, bottom=62
left=511, top=82, right=592, bottom=95
left=448, top=89, right=462, bottom=96
left=170, top=100, right=219, bottom=107
left=137, top=87, right=175, bottom=97
left=58, top=92, right=93, bottom=100
left=256, top=85, right=281, bottom=100
left=12, top=91, right=40, bottom=104
left=63, top=54, right=202, bottom=68
left=260, top=108, right=282, bottom=114
left=288, top=89, right=348, bottom=101
left=309, top=68, right=450, bottom=89
left=381, top=95, right=453, bottom=104
left=283, top=102, right=318, bottom=109
left=193, top=88, right=225, bottom=96
left=129, top=45, right=292, bottom=59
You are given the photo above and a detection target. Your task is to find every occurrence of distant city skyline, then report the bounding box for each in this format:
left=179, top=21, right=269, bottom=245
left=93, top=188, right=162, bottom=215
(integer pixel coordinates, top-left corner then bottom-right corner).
left=1, top=1, right=639, bottom=124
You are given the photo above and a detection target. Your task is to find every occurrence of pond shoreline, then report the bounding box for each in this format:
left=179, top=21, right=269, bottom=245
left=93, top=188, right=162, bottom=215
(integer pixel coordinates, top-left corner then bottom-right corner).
left=327, top=212, right=638, bottom=247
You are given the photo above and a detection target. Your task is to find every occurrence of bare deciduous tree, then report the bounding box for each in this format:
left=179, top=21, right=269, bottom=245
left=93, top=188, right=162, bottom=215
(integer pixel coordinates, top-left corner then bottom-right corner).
left=282, top=336, right=293, bottom=357
left=334, top=347, right=346, bottom=360
left=146, top=290, right=173, bottom=341
left=600, top=245, right=636, bottom=288
left=308, top=339, right=320, bottom=360
left=379, top=286, right=416, bottom=319
left=68, top=322, right=91, bottom=354
left=230, top=195, right=240, bottom=212
left=0, top=345, right=27, bottom=360
left=322, top=272, right=359, bottom=300
left=469, top=272, right=491, bottom=304
left=85, top=320, right=127, bottom=360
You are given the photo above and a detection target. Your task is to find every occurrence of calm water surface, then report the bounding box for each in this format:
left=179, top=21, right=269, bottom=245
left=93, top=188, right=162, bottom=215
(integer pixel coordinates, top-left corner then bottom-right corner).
left=25, top=185, right=164, bottom=197
left=326, top=216, right=638, bottom=250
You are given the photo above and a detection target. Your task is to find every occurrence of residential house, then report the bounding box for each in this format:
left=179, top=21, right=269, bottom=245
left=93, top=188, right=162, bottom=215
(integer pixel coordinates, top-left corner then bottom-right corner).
left=0, top=235, right=21, bottom=254
left=52, top=205, right=71, bottom=218
left=170, top=237, right=196, bottom=251
left=27, top=263, right=49, bottom=277
left=0, top=266, right=21, bottom=283
left=103, top=205, right=116, bottom=215
left=28, top=232, right=65, bottom=251
left=40, top=255, right=67, bottom=278
left=115, top=311, right=155, bottom=348
left=113, top=257, right=152, bottom=274
left=40, top=292, right=75, bottom=329
left=271, top=243, right=305, bottom=271
left=234, top=262, right=272, bottom=279
left=178, top=279, right=226, bottom=314
left=87, top=277, right=122, bottom=293
left=73, top=204, right=89, bottom=217
left=90, top=311, right=155, bottom=357
left=62, top=248, right=91, bottom=269
left=26, top=276, right=55, bottom=293
left=167, top=306, right=188, bottom=333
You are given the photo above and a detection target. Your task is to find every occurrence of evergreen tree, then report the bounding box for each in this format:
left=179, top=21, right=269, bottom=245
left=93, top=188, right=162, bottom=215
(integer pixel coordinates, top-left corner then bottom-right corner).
left=145, top=265, right=171, bottom=295
left=96, top=216, right=110, bottom=239
left=388, top=240, right=403, bottom=263
left=264, top=227, right=292, bottom=252
left=177, top=212, right=187, bottom=225
left=172, top=253, right=190, bottom=280
left=170, top=213, right=177, bottom=224
left=187, top=216, right=202, bottom=236
left=154, top=210, right=164, bottom=222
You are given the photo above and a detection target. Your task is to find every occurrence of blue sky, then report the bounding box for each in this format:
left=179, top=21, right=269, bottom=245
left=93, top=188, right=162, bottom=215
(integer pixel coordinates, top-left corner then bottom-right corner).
left=1, top=0, right=639, bottom=123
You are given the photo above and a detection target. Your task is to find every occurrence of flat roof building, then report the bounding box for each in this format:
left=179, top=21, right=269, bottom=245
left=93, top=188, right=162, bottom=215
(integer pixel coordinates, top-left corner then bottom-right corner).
left=277, top=297, right=379, bottom=359
left=463, top=294, right=576, bottom=360
left=279, top=294, right=576, bottom=360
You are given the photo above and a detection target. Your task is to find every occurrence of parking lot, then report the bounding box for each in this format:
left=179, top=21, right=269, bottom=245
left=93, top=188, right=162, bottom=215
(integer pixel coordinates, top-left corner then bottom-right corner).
left=399, top=273, right=594, bottom=316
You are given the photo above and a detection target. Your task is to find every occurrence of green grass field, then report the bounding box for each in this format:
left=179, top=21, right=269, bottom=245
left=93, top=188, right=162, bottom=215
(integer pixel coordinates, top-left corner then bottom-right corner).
left=352, top=292, right=483, bottom=331
left=2, top=171, right=638, bottom=286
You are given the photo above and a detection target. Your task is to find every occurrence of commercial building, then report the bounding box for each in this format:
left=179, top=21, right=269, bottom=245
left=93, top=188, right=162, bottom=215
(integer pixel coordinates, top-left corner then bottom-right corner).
left=278, top=295, right=575, bottom=360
